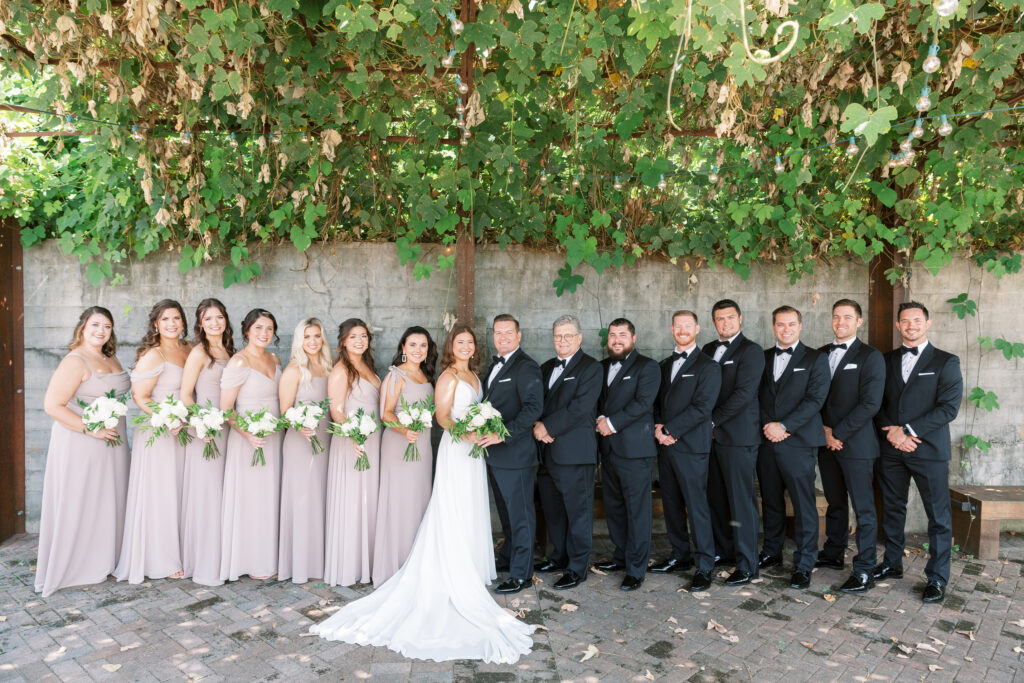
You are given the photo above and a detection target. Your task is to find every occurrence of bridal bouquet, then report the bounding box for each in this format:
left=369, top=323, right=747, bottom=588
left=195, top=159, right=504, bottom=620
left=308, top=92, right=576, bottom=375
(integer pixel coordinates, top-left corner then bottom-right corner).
left=329, top=408, right=379, bottom=471
left=233, top=407, right=281, bottom=466
left=78, top=389, right=129, bottom=447
left=383, top=396, right=434, bottom=462
left=132, top=395, right=194, bottom=447
left=449, top=400, right=510, bottom=459
left=188, top=401, right=228, bottom=460
left=280, top=398, right=331, bottom=455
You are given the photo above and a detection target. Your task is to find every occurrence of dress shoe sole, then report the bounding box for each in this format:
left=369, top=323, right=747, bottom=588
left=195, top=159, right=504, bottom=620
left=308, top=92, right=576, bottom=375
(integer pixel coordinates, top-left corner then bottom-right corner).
left=553, top=580, right=583, bottom=590
left=495, top=581, right=529, bottom=594
left=839, top=584, right=871, bottom=594
left=873, top=569, right=903, bottom=580
left=724, top=576, right=755, bottom=586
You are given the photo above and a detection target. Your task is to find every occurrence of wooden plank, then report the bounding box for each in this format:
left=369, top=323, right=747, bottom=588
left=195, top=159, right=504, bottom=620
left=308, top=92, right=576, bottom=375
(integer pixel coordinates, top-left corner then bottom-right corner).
left=0, top=220, right=26, bottom=539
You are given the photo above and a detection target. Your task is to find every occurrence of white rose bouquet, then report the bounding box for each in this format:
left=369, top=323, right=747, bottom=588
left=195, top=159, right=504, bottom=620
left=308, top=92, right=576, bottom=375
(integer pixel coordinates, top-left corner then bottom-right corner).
left=448, top=400, right=510, bottom=459
left=383, top=396, right=434, bottom=462
left=131, top=395, right=194, bottom=447
left=78, top=389, right=129, bottom=448
left=328, top=408, right=380, bottom=471
left=188, top=401, right=228, bottom=460
left=280, top=398, right=331, bottom=455
left=233, top=406, right=281, bottom=466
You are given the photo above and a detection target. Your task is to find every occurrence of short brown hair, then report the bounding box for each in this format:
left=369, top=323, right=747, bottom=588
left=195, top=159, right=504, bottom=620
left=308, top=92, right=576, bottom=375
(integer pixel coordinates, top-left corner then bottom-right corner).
left=492, top=313, right=520, bottom=332
left=772, top=305, right=802, bottom=323
left=672, top=310, right=698, bottom=325
left=832, top=299, right=863, bottom=317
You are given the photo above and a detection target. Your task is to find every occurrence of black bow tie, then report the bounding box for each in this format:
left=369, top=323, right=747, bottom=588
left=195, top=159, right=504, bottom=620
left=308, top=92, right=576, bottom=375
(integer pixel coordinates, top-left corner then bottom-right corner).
left=829, top=342, right=848, bottom=353
left=901, top=346, right=919, bottom=356
left=492, top=355, right=506, bottom=365
left=555, top=358, right=567, bottom=369
left=714, top=340, right=730, bottom=348
left=672, top=351, right=689, bottom=362
left=776, top=347, right=793, bottom=355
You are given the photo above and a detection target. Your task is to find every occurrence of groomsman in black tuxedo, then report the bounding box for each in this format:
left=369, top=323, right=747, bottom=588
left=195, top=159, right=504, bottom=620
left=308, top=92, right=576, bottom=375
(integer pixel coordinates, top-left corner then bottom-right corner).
left=816, top=299, right=885, bottom=593
left=757, top=305, right=829, bottom=590
left=873, top=301, right=962, bottom=604
left=652, top=311, right=722, bottom=592
left=482, top=314, right=544, bottom=594
left=594, top=318, right=661, bottom=591
left=534, top=315, right=603, bottom=590
left=700, top=300, right=765, bottom=585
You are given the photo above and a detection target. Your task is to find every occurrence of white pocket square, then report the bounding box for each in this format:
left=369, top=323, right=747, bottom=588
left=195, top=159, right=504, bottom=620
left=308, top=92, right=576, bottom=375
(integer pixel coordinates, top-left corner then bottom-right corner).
left=843, top=363, right=858, bottom=370
left=622, top=375, right=632, bottom=380
left=918, top=371, right=935, bottom=376
left=681, top=374, right=695, bottom=378
left=723, top=360, right=735, bottom=365
left=498, top=378, right=512, bottom=383
left=793, top=367, right=806, bottom=372
left=563, top=376, right=575, bottom=381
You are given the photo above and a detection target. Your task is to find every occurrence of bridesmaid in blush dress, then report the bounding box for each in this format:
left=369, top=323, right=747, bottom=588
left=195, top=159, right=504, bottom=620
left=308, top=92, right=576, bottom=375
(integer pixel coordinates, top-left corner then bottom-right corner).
left=36, top=307, right=131, bottom=597
left=115, top=300, right=193, bottom=584
left=278, top=317, right=332, bottom=584
left=180, top=299, right=235, bottom=587
left=324, top=318, right=382, bottom=587
left=219, top=309, right=283, bottom=581
left=372, top=326, right=437, bottom=585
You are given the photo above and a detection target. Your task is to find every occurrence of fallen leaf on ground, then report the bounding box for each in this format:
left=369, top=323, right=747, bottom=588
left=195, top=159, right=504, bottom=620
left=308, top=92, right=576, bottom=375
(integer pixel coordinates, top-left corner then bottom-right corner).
left=717, top=571, right=730, bottom=579
left=996, top=577, right=1005, bottom=583
left=1009, top=618, right=1024, bottom=627
left=672, top=628, right=688, bottom=636
left=721, top=634, right=739, bottom=643
left=102, top=664, right=121, bottom=673
left=119, top=643, right=140, bottom=651
left=318, top=599, right=329, bottom=606
left=666, top=616, right=678, bottom=624
left=589, top=566, right=607, bottom=576
left=252, top=609, right=270, bottom=618
left=793, top=598, right=810, bottom=605
left=897, top=643, right=913, bottom=655
left=897, top=654, right=908, bottom=659
left=928, top=635, right=946, bottom=646
left=1013, top=645, right=1024, bottom=654
left=801, top=642, right=815, bottom=649
left=956, top=630, right=976, bottom=641
left=706, top=619, right=728, bottom=634
left=877, top=583, right=890, bottom=588
left=560, top=603, right=579, bottom=612
left=298, top=632, right=317, bottom=638
left=504, top=607, right=525, bottom=618
left=965, top=656, right=974, bottom=662
left=903, top=549, right=911, bottom=557
left=644, top=670, right=655, bottom=680
left=533, top=624, right=548, bottom=631
left=141, top=582, right=151, bottom=587
left=823, top=594, right=837, bottom=603
left=916, top=643, right=940, bottom=654
left=510, top=598, right=521, bottom=609
left=751, top=578, right=764, bottom=584
left=645, top=603, right=656, bottom=609
left=0, top=616, right=6, bottom=622
left=580, top=644, right=599, bottom=662
left=676, top=587, right=689, bottom=593
left=928, top=665, right=944, bottom=672
left=895, top=609, right=905, bottom=613
left=532, top=576, right=543, bottom=584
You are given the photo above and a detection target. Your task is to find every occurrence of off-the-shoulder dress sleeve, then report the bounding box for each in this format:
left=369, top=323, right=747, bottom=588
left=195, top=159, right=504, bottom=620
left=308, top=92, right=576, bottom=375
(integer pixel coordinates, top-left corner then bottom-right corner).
left=130, top=362, right=165, bottom=384
left=221, top=365, right=251, bottom=389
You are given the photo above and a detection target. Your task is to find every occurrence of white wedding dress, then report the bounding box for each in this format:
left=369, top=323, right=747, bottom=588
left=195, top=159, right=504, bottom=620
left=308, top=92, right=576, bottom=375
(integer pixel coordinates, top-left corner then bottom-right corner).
left=311, top=378, right=535, bottom=664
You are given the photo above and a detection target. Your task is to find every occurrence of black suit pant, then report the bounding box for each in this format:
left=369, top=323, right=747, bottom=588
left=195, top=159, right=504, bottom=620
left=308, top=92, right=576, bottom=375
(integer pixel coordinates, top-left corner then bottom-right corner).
left=757, top=442, right=819, bottom=572
left=818, top=449, right=878, bottom=574
left=600, top=450, right=654, bottom=579
left=488, top=464, right=537, bottom=580
left=537, top=460, right=595, bottom=575
left=877, top=454, right=951, bottom=584
left=657, top=448, right=714, bottom=572
left=708, top=443, right=760, bottom=574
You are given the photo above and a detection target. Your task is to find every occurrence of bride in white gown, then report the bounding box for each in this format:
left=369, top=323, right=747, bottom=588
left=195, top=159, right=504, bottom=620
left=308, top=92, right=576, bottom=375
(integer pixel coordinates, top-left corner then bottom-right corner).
left=311, top=325, right=535, bottom=664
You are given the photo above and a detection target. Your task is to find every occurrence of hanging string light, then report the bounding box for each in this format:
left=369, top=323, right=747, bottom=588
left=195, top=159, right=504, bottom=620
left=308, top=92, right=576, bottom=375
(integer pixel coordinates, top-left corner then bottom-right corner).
left=912, top=118, right=925, bottom=138
left=268, top=131, right=279, bottom=145
left=447, top=11, right=464, bottom=35
left=180, top=131, right=192, bottom=145
left=846, top=137, right=859, bottom=156
left=300, top=130, right=310, bottom=143
left=229, top=133, right=239, bottom=148
left=935, top=0, right=959, bottom=18
left=62, top=115, right=76, bottom=133
left=613, top=176, right=623, bottom=190
left=539, top=170, right=548, bottom=184
left=571, top=174, right=581, bottom=189
left=900, top=135, right=914, bottom=153
left=708, top=167, right=719, bottom=183
left=774, top=155, right=785, bottom=173
left=131, top=125, right=143, bottom=141
left=657, top=174, right=668, bottom=191
left=922, top=44, right=942, bottom=74
left=456, top=76, right=469, bottom=96
left=916, top=86, right=932, bottom=112
left=441, top=49, right=456, bottom=69
left=455, top=102, right=465, bottom=115
left=937, top=114, right=953, bottom=136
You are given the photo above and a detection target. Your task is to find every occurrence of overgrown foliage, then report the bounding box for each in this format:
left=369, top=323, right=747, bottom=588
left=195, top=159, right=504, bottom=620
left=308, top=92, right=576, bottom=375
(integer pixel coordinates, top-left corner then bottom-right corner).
left=1, top=0, right=1023, bottom=289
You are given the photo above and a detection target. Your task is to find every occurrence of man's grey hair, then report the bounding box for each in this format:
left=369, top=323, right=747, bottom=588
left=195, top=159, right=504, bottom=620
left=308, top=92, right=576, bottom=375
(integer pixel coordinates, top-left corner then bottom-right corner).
left=552, top=315, right=582, bottom=335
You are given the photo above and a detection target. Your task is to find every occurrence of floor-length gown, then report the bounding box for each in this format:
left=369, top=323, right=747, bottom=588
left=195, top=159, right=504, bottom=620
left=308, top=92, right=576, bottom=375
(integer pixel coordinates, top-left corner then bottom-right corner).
left=114, top=361, right=187, bottom=583
left=371, top=367, right=434, bottom=585
left=35, top=354, right=130, bottom=597
left=278, top=376, right=330, bottom=584
left=324, top=377, right=382, bottom=587
left=220, top=364, right=283, bottom=581
left=311, top=379, right=535, bottom=664
left=181, top=359, right=228, bottom=586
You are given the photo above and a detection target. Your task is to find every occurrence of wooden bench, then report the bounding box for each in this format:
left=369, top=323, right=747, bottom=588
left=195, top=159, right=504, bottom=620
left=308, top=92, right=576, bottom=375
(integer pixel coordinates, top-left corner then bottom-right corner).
left=950, top=485, right=1024, bottom=560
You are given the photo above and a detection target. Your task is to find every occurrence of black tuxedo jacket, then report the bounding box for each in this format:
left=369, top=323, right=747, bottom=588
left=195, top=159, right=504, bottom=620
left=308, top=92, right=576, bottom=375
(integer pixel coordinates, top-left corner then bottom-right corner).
left=483, top=347, right=544, bottom=470
left=597, top=351, right=660, bottom=459
left=758, top=342, right=829, bottom=449
left=538, top=350, right=603, bottom=466
left=874, top=343, right=962, bottom=461
left=702, top=333, right=764, bottom=447
left=654, top=349, right=721, bottom=454
left=818, top=338, right=884, bottom=460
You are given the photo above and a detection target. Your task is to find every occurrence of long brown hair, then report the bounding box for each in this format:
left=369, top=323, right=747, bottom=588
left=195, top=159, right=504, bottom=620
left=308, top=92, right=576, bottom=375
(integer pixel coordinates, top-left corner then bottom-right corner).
left=440, top=324, right=479, bottom=374
left=135, top=299, right=188, bottom=363
left=69, top=306, right=117, bottom=358
left=193, top=298, right=236, bottom=368
left=334, top=318, right=376, bottom=391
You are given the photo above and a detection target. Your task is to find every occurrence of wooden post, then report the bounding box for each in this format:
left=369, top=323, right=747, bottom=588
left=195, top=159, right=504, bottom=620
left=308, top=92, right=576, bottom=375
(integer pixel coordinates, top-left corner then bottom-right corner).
left=454, top=0, right=477, bottom=327
left=0, top=219, right=26, bottom=540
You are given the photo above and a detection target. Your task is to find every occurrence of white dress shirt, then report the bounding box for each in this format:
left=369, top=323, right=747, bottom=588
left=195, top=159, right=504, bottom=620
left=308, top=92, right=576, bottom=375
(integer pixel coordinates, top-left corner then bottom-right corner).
left=828, top=339, right=852, bottom=377
left=670, top=343, right=697, bottom=382
left=901, top=340, right=928, bottom=382
left=773, top=344, right=795, bottom=381
left=712, top=332, right=741, bottom=363
left=488, top=346, right=519, bottom=386
left=548, top=349, right=578, bottom=389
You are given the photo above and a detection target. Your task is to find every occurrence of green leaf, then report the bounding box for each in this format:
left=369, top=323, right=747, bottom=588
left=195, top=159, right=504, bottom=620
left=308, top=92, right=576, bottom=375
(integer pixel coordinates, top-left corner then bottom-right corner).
left=553, top=263, right=584, bottom=296
left=840, top=104, right=897, bottom=146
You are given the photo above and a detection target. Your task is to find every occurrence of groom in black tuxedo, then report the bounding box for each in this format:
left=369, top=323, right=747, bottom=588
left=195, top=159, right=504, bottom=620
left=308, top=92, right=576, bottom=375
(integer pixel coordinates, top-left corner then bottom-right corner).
left=534, top=314, right=603, bottom=590
left=482, top=314, right=544, bottom=594
left=595, top=318, right=661, bottom=591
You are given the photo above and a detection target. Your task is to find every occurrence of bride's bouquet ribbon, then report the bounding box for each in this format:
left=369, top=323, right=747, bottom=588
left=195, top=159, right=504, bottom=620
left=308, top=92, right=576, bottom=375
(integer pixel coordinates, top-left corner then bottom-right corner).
left=279, top=398, right=331, bottom=455
left=78, top=389, right=129, bottom=448
left=383, top=395, right=434, bottom=462
left=448, top=399, right=510, bottom=459
left=329, top=408, right=380, bottom=471
left=131, top=395, right=194, bottom=447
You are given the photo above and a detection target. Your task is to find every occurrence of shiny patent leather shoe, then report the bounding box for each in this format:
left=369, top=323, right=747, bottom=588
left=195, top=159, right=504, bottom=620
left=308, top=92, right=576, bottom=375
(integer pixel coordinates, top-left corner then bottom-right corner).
left=789, top=570, right=811, bottom=589
left=595, top=559, right=626, bottom=572
left=620, top=575, right=643, bottom=591
left=922, top=581, right=946, bottom=603
left=650, top=557, right=693, bottom=573
left=724, top=569, right=757, bottom=586
left=757, top=553, right=783, bottom=569
left=689, top=571, right=713, bottom=592
left=871, top=563, right=903, bottom=580
left=495, top=577, right=531, bottom=594
left=839, top=572, right=874, bottom=593
left=553, top=570, right=585, bottom=590
left=814, top=556, right=845, bottom=570
left=534, top=559, right=562, bottom=573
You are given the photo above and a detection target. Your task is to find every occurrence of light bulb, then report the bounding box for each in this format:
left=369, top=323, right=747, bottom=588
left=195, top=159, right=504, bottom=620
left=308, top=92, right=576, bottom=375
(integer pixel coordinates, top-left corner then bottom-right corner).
left=657, top=175, right=667, bottom=191
left=301, top=132, right=310, bottom=143
left=708, top=169, right=719, bottom=183
left=912, top=119, right=925, bottom=138
left=462, top=129, right=471, bottom=140
left=540, top=171, right=548, bottom=184
left=571, top=176, right=581, bottom=188
left=937, top=114, right=953, bottom=136
left=613, top=177, right=623, bottom=191
left=900, top=137, right=914, bottom=153
left=507, top=165, right=514, bottom=174
left=460, top=138, right=468, bottom=147
left=457, top=117, right=465, bottom=129
left=888, top=154, right=898, bottom=169
left=441, top=54, right=454, bottom=68
left=229, top=134, right=239, bottom=148
left=451, top=18, right=464, bottom=34
left=458, top=82, right=469, bottom=95
left=846, top=137, right=859, bottom=156
left=923, top=46, right=941, bottom=74
left=904, top=149, right=916, bottom=164
left=455, top=103, right=465, bottom=115
left=180, top=131, right=191, bottom=145
left=935, top=0, right=958, bottom=18
left=774, top=156, right=785, bottom=173
left=916, top=86, right=932, bottom=112
left=131, top=125, right=143, bottom=141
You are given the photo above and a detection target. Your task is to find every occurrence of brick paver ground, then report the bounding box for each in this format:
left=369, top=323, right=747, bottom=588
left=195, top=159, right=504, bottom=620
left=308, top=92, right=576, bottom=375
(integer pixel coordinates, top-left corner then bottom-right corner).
left=2, top=531, right=1023, bottom=681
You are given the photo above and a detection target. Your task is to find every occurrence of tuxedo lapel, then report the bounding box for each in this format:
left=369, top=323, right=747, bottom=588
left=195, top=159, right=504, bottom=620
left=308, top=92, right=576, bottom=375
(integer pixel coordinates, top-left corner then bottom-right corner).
left=905, top=344, right=935, bottom=387
left=608, top=351, right=637, bottom=393
left=776, top=342, right=806, bottom=390
left=669, top=350, right=698, bottom=388
left=549, top=352, right=581, bottom=397
left=889, top=350, right=906, bottom=390
left=717, top=333, right=743, bottom=365
left=485, top=348, right=519, bottom=398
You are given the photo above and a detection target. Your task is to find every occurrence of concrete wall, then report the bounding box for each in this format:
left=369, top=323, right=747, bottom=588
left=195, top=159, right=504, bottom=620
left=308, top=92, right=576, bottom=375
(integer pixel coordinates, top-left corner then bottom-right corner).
left=21, top=241, right=1024, bottom=536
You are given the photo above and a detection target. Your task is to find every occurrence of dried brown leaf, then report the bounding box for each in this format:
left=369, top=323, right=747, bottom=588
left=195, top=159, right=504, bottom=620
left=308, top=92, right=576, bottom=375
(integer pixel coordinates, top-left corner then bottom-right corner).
left=644, top=669, right=655, bottom=680
left=666, top=616, right=678, bottom=624
left=721, top=634, right=739, bottom=643
left=823, top=593, right=837, bottom=603
left=579, top=643, right=599, bottom=662
left=102, top=664, right=122, bottom=673
left=956, top=630, right=976, bottom=641
left=928, top=665, right=944, bottom=672
left=801, top=641, right=815, bottom=649
left=706, top=619, right=729, bottom=634
left=560, top=603, right=579, bottom=612
left=916, top=642, right=940, bottom=654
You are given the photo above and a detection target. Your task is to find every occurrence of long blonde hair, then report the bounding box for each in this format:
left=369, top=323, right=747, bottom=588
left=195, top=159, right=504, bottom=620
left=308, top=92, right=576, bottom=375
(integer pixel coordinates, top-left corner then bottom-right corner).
left=290, top=318, right=333, bottom=386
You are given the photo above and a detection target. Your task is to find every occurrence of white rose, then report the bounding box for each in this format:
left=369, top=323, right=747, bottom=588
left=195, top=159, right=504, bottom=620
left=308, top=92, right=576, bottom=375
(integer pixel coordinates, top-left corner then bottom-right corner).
left=104, top=416, right=119, bottom=429
left=284, top=406, right=302, bottom=422
left=203, top=412, right=223, bottom=430
left=113, top=401, right=128, bottom=417
left=150, top=412, right=167, bottom=429
left=359, top=415, right=377, bottom=435
left=470, top=414, right=486, bottom=428
left=301, top=416, right=319, bottom=429
left=398, top=412, right=414, bottom=426
left=170, top=402, right=188, bottom=420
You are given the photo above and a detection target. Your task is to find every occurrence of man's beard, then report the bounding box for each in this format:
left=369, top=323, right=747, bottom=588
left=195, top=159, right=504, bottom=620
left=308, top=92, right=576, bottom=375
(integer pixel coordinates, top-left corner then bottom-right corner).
left=607, top=345, right=633, bottom=362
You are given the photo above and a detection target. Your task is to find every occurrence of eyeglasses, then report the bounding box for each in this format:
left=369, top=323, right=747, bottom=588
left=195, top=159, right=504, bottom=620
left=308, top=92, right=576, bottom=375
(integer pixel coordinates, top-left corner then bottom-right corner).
left=553, top=333, right=578, bottom=341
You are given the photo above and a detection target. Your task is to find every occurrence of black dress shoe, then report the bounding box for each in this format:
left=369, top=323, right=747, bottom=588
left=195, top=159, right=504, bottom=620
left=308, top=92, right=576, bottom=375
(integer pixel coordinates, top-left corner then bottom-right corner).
left=620, top=575, right=643, bottom=591
left=689, top=571, right=713, bottom=592
left=724, top=569, right=757, bottom=586
left=714, top=555, right=736, bottom=567
left=553, top=570, right=585, bottom=590
left=789, top=570, right=811, bottom=589
left=495, top=577, right=530, bottom=594
left=871, top=563, right=903, bottom=580
left=757, top=553, right=783, bottom=569
left=814, top=556, right=845, bottom=570
left=595, top=559, right=626, bottom=572
left=839, top=572, right=874, bottom=593
left=650, top=557, right=693, bottom=573
left=922, top=581, right=946, bottom=603
left=534, top=559, right=562, bottom=573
